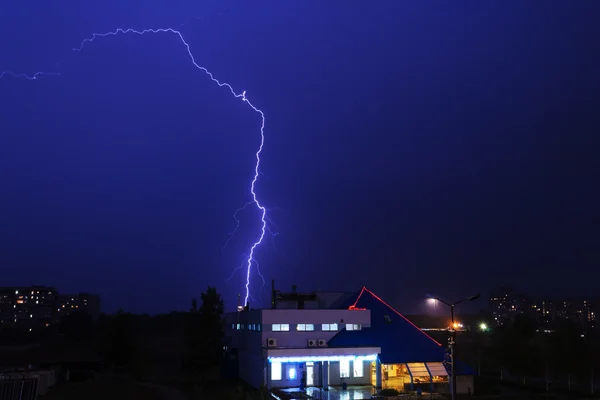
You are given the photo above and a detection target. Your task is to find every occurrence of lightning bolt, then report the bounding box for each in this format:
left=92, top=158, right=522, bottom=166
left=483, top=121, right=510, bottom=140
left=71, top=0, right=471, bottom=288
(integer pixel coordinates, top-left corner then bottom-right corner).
left=222, top=201, right=253, bottom=252
left=73, top=28, right=267, bottom=307
left=0, top=71, right=60, bottom=80
left=4, top=26, right=268, bottom=307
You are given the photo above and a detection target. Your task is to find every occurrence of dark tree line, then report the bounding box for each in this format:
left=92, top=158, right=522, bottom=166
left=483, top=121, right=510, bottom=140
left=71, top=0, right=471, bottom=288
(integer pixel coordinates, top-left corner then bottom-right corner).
left=482, top=314, right=598, bottom=379
left=54, top=286, right=226, bottom=372
left=185, top=286, right=225, bottom=369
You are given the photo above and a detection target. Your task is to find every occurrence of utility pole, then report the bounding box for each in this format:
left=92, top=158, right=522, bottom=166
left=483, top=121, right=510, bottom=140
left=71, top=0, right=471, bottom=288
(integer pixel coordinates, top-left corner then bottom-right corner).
left=426, top=293, right=480, bottom=400
left=450, top=304, right=456, bottom=399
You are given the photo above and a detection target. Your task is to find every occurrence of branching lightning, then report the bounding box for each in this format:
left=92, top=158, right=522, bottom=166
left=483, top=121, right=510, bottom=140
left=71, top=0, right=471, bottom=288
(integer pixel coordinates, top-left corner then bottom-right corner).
left=4, top=26, right=268, bottom=306
left=0, top=71, right=60, bottom=80
left=222, top=201, right=254, bottom=252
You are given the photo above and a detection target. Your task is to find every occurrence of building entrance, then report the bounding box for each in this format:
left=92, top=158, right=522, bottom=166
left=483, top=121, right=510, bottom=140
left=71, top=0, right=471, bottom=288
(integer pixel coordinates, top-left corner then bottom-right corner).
left=306, top=362, right=314, bottom=386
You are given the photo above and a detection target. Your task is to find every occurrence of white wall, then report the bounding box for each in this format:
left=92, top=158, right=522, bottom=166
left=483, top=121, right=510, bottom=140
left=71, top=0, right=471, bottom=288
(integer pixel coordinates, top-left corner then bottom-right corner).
left=262, top=309, right=371, bottom=348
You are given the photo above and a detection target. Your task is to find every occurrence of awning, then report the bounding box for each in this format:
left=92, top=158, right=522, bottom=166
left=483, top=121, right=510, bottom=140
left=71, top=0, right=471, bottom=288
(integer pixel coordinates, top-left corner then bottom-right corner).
left=266, top=346, right=380, bottom=363
left=426, top=362, right=448, bottom=377
left=406, top=362, right=448, bottom=379
left=406, top=362, right=429, bottom=378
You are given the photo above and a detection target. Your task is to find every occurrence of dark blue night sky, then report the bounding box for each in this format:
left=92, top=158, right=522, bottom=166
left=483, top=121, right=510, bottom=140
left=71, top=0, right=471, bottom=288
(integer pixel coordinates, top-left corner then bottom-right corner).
left=1, top=1, right=599, bottom=314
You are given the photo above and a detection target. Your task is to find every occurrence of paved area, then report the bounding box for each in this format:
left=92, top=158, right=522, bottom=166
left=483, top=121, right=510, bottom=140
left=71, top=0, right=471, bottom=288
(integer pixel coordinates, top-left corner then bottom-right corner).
left=281, top=386, right=374, bottom=399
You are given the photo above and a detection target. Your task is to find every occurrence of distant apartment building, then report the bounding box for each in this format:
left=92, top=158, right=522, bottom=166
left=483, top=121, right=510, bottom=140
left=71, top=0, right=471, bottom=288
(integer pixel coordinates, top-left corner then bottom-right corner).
left=57, top=293, right=101, bottom=322
left=0, top=286, right=58, bottom=331
left=0, top=286, right=100, bottom=333
left=489, top=288, right=596, bottom=330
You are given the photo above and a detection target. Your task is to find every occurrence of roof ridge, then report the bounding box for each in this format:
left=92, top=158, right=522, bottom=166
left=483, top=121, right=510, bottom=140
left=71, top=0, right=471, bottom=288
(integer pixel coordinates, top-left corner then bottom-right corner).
left=350, top=286, right=442, bottom=347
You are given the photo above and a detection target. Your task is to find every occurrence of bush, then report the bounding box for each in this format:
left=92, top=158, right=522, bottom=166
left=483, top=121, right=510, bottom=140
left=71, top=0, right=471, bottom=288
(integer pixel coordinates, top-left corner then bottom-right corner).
left=380, top=388, right=399, bottom=397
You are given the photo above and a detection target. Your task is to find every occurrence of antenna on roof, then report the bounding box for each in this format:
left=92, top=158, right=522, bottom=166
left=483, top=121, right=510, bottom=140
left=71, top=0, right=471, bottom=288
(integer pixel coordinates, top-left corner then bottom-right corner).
left=271, top=280, right=276, bottom=309
left=237, top=294, right=243, bottom=312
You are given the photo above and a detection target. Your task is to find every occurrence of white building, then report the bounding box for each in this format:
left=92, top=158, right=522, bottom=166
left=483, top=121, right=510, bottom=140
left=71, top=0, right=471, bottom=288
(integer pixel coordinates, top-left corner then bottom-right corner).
left=224, top=284, right=474, bottom=394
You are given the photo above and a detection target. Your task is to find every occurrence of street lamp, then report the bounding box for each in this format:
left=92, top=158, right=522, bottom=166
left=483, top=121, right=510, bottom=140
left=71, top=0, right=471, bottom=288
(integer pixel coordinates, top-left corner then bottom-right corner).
left=427, top=298, right=438, bottom=314
left=426, top=294, right=480, bottom=400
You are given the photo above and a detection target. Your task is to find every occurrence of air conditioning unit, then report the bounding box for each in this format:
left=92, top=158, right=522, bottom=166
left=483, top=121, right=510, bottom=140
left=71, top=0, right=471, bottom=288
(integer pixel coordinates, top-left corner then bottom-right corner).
left=307, top=339, right=318, bottom=347
left=318, top=339, right=327, bottom=347
left=267, top=338, right=278, bottom=348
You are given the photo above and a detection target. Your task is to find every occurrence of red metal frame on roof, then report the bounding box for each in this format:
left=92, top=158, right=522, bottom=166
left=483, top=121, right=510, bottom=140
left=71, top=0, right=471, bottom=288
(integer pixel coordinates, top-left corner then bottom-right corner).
left=348, top=286, right=442, bottom=346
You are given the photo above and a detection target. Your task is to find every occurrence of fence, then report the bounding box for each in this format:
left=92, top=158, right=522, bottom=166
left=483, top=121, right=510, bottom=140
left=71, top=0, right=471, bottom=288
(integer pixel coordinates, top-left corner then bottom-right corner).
left=0, top=377, right=39, bottom=400
left=483, top=369, right=599, bottom=396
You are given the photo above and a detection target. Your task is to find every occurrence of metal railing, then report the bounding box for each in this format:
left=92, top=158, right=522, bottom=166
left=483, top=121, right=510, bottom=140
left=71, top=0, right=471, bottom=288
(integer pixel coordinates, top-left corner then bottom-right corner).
left=0, top=377, right=39, bottom=400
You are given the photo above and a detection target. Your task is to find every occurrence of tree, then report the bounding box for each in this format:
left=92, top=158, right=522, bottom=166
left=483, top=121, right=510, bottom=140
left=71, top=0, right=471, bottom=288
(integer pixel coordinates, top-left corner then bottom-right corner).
left=102, top=309, right=137, bottom=368
left=200, top=286, right=224, bottom=318
left=185, top=286, right=225, bottom=369
left=490, top=314, right=543, bottom=377
left=199, top=286, right=225, bottom=360
left=59, top=309, right=94, bottom=342
left=547, top=319, right=589, bottom=375
left=190, top=298, right=199, bottom=313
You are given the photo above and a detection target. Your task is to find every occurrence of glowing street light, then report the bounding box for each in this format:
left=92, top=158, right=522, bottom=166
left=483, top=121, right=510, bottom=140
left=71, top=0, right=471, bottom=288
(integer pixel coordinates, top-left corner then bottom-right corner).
left=426, top=293, right=480, bottom=400
left=479, top=322, right=488, bottom=332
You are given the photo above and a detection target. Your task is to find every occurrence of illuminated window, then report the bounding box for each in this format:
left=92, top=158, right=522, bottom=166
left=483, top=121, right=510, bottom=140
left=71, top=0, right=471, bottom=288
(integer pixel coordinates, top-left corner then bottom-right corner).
left=288, top=366, right=297, bottom=380
left=346, top=324, right=361, bottom=331
left=353, top=360, right=364, bottom=377
left=297, top=324, right=315, bottom=331
left=271, top=362, right=282, bottom=380
left=272, top=324, right=289, bottom=331
left=339, top=359, right=350, bottom=378
left=322, top=323, right=338, bottom=331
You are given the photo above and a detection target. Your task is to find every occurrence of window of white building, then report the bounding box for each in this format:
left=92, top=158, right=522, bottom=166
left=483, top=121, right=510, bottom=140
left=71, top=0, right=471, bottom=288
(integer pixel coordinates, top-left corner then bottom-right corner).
left=296, top=324, right=315, bottom=331
left=339, top=359, right=350, bottom=378
left=322, top=323, right=338, bottom=331
left=271, top=362, right=282, bottom=380
left=346, top=324, right=362, bottom=331
left=353, top=360, right=364, bottom=377
left=288, top=366, right=297, bottom=380
left=272, top=324, right=290, bottom=331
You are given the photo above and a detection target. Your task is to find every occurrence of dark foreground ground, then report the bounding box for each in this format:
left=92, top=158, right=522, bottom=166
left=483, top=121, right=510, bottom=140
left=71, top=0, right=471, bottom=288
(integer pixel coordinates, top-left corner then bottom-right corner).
left=40, top=375, right=186, bottom=400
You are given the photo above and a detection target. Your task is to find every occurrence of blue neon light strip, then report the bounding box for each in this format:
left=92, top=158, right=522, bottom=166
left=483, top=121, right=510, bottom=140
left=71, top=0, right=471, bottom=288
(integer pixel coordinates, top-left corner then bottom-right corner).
left=268, top=354, right=378, bottom=363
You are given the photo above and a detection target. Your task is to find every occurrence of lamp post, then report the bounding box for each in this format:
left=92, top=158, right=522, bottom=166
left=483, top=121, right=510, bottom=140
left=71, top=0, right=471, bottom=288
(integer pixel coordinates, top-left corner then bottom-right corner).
left=426, top=294, right=480, bottom=400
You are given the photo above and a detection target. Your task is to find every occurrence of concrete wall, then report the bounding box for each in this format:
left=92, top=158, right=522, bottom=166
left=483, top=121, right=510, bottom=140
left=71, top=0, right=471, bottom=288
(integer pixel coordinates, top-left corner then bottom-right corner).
left=225, top=310, right=264, bottom=352
left=238, top=351, right=266, bottom=389
left=456, top=375, right=474, bottom=394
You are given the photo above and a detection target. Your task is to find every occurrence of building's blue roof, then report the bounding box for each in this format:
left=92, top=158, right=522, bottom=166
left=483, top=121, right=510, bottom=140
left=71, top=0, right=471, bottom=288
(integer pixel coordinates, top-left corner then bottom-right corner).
left=328, top=287, right=475, bottom=375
